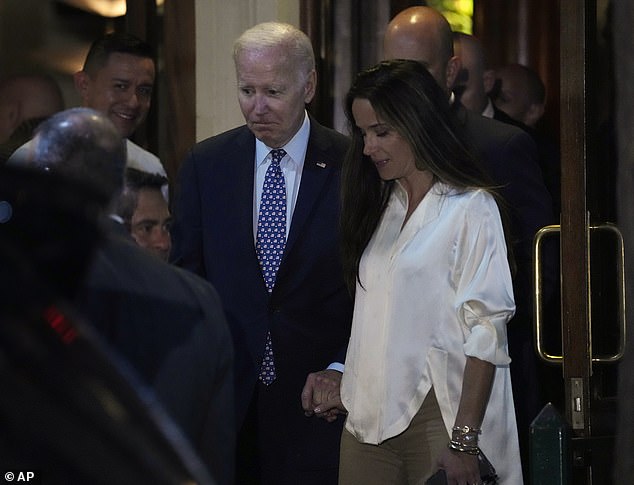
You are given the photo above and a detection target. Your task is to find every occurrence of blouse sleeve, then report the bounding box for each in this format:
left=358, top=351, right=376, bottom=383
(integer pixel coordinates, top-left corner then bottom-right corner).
left=453, top=192, right=515, bottom=365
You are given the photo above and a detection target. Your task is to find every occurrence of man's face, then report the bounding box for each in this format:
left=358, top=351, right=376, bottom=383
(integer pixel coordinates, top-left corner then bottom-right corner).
left=492, top=70, right=532, bottom=125
left=235, top=46, right=315, bottom=148
left=75, top=53, right=155, bottom=138
left=129, top=187, right=172, bottom=262
left=452, top=41, right=488, bottom=113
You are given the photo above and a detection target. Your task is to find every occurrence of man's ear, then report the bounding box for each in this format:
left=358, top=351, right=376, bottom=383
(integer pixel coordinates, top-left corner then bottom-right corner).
left=73, top=71, right=90, bottom=101
left=483, top=69, right=496, bottom=94
left=525, top=103, right=545, bottom=127
left=304, top=69, right=317, bottom=105
left=445, top=56, right=461, bottom=91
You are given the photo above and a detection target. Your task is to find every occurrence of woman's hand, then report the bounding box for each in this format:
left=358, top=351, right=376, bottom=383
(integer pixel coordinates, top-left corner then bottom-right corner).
left=436, top=447, right=481, bottom=485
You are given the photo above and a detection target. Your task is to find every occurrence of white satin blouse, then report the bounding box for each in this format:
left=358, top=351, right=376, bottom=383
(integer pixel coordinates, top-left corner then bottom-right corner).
left=341, top=182, right=523, bottom=484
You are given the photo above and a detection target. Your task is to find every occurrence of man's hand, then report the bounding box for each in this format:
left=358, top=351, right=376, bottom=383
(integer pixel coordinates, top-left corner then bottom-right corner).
left=301, top=369, right=347, bottom=422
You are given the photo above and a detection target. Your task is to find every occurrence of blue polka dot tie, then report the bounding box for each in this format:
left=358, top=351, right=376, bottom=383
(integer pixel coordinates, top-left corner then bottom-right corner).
left=256, top=149, right=286, bottom=385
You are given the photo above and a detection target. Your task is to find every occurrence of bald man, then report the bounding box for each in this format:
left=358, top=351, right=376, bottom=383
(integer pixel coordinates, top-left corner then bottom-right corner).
left=493, top=63, right=561, bottom=213
left=384, top=6, right=557, bottom=480
left=0, top=74, right=64, bottom=163
left=493, top=63, right=546, bottom=128
left=452, top=32, right=496, bottom=115
left=452, top=33, right=537, bottom=131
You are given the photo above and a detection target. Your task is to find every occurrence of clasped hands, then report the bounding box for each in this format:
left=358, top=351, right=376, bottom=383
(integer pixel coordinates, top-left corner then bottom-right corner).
left=301, top=369, right=347, bottom=422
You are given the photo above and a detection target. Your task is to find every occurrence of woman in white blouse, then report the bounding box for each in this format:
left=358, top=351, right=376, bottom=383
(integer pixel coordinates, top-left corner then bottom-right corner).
left=336, top=60, right=523, bottom=484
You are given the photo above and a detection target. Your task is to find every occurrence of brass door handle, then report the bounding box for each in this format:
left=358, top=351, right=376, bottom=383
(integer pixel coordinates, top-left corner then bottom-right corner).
left=532, top=222, right=626, bottom=364
left=589, top=223, right=626, bottom=362
left=533, top=224, right=562, bottom=363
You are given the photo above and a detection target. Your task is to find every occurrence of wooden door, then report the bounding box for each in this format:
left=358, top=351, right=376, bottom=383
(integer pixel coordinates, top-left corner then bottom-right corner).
left=533, top=1, right=623, bottom=483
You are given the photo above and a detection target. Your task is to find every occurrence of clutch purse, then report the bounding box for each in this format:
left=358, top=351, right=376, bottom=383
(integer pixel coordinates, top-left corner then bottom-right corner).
left=425, top=451, right=498, bottom=485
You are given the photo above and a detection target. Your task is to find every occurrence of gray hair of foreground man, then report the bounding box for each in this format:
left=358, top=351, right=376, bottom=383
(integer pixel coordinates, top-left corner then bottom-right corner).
left=30, top=107, right=126, bottom=201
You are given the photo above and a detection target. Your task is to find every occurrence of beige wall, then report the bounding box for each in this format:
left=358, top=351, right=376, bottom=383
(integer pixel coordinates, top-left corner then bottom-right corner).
left=194, top=0, right=299, bottom=140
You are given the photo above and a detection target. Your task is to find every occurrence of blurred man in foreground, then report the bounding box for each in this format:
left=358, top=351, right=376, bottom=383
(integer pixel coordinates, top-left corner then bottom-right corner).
left=14, top=107, right=235, bottom=484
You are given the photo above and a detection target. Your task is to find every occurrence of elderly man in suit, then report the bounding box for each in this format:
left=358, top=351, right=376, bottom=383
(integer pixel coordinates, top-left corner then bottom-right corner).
left=383, top=6, right=557, bottom=480
left=13, top=107, right=235, bottom=485
left=170, top=21, right=353, bottom=485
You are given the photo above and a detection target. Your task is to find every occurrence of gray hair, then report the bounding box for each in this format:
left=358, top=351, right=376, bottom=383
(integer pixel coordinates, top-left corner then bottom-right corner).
left=233, top=22, right=315, bottom=79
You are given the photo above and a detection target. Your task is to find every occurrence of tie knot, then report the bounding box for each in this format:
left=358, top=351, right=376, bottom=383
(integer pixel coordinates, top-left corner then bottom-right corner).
left=270, top=149, right=286, bottom=166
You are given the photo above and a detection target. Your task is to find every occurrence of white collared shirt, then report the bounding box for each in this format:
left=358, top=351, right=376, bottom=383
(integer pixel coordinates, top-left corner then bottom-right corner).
left=481, top=97, right=495, bottom=118
left=253, top=112, right=310, bottom=240
left=341, top=182, right=515, bottom=445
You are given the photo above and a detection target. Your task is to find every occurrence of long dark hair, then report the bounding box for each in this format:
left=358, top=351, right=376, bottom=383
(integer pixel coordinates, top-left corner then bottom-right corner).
left=340, top=59, right=505, bottom=292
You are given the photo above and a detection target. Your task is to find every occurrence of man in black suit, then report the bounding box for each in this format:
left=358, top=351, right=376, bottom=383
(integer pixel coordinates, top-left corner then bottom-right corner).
left=171, top=22, right=353, bottom=485
left=492, top=63, right=562, bottom=213
left=383, top=6, right=557, bottom=480
left=451, top=33, right=561, bottom=214
left=15, top=108, right=235, bottom=485
left=451, top=32, right=497, bottom=118
left=0, top=163, right=215, bottom=485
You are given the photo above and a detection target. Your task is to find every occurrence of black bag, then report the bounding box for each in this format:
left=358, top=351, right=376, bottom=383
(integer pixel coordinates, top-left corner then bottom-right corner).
left=425, top=451, right=498, bottom=485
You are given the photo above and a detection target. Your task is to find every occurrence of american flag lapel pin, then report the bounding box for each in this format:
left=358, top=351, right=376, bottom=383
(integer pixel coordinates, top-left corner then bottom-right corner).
left=316, top=162, right=327, bottom=168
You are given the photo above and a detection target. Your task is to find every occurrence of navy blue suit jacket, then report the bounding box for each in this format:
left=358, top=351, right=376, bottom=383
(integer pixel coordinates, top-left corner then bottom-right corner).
left=76, top=220, right=235, bottom=485
left=452, top=101, right=556, bottom=318
left=171, top=119, right=353, bottom=482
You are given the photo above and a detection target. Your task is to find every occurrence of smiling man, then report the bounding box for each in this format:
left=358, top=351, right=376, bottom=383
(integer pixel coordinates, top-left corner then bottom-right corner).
left=8, top=33, right=165, bottom=178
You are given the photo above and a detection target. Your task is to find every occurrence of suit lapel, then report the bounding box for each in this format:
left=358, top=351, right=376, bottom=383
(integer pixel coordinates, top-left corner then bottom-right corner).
left=284, top=122, right=335, bottom=256
left=223, top=129, right=266, bottom=287
left=231, top=130, right=257, bottom=244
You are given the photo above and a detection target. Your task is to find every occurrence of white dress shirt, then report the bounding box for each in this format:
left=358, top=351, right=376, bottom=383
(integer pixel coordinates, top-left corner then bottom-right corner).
left=125, top=139, right=167, bottom=177
left=251, top=113, right=345, bottom=373
left=253, top=112, right=309, bottom=239
left=481, top=97, right=495, bottom=118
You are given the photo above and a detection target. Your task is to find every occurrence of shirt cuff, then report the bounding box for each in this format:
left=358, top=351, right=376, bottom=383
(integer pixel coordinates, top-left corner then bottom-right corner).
left=462, top=302, right=513, bottom=365
left=327, top=362, right=344, bottom=373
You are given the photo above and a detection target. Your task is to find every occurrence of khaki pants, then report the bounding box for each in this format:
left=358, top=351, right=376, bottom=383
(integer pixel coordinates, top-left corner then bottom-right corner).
left=339, top=388, right=448, bottom=485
